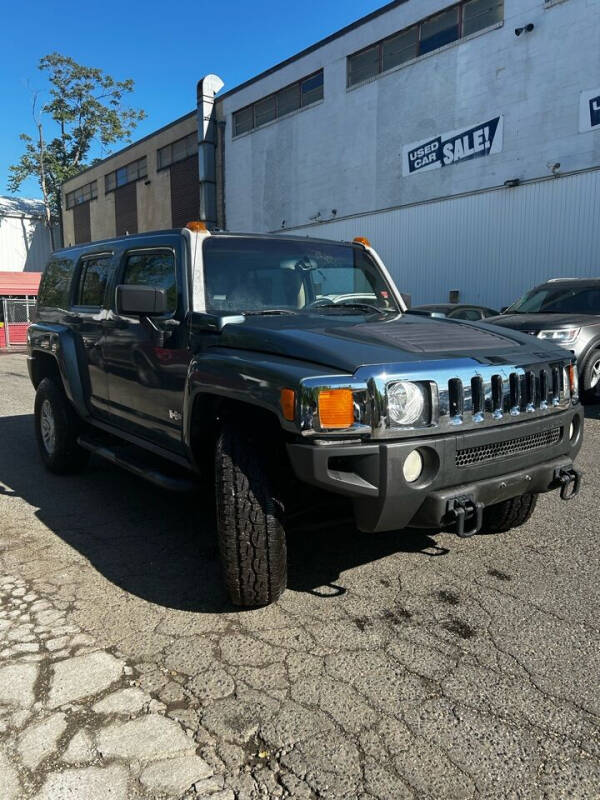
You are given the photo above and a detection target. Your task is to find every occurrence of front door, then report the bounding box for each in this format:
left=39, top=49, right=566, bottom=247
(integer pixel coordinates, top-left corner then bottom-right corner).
left=102, top=245, right=191, bottom=453
left=69, top=253, right=114, bottom=418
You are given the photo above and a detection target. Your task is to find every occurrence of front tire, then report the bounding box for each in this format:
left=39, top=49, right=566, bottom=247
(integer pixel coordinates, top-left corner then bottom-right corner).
left=582, top=349, right=600, bottom=404
left=215, top=423, right=287, bottom=607
left=481, top=493, right=537, bottom=534
left=34, top=378, right=90, bottom=474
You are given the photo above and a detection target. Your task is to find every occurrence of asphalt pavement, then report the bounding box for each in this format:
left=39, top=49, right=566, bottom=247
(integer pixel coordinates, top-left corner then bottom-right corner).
left=0, top=352, right=599, bottom=799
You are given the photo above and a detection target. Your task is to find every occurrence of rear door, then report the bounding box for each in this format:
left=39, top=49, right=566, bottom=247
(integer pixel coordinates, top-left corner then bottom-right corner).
left=102, top=240, right=191, bottom=453
left=69, top=252, right=114, bottom=418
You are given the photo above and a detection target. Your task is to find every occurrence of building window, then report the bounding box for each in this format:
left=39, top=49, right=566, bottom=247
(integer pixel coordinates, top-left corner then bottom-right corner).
left=105, top=156, right=147, bottom=193
left=420, top=7, right=460, bottom=54
left=232, top=70, right=324, bottom=138
left=157, top=133, right=197, bottom=170
left=462, top=0, right=504, bottom=35
left=65, top=180, right=98, bottom=210
left=347, top=0, right=503, bottom=87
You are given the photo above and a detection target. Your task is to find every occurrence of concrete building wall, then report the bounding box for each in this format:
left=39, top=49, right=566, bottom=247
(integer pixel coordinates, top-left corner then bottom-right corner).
left=220, top=0, right=600, bottom=233
left=62, top=113, right=197, bottom=245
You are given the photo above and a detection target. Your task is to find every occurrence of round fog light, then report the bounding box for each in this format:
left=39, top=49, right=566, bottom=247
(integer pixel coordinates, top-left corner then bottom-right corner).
left=403, top=449, right=424, bottom=483
left=569, top=421, right=575, bottom=441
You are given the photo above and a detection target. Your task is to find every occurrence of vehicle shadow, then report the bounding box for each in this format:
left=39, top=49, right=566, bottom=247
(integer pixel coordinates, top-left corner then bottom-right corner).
left=0, top=414, right=446, bottom=613
left=583, top=401, right=600, bottom=421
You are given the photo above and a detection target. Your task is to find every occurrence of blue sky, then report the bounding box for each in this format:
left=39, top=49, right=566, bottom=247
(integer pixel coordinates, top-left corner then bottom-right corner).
left=1, top=0, right=384, bottom=198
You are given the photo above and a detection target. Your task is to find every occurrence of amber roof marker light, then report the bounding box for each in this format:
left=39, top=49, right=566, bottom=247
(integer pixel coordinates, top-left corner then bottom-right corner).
left=353, top=236, right=372, bottom=247
left=186, top=221, right=208, bottom=232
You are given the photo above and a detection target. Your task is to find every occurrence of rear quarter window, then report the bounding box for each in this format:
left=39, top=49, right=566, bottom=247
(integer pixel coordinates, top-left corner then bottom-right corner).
left=37, top=258, right=76, bottom=308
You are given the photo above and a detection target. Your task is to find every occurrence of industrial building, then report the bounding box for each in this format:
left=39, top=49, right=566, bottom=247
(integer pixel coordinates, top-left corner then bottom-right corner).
left=61, top=0, right=600, bottom=307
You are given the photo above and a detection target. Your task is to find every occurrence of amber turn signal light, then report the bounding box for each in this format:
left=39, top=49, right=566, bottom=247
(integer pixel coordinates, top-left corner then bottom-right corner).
left=568, top=364, right=578, bottom=397
left=186, top=221, right=207, bottom=232
left=318, top=389, right=354, bottom=429
left=353, top=236, right=371, bottom=247
left=280, top=388, right=296, bottom=421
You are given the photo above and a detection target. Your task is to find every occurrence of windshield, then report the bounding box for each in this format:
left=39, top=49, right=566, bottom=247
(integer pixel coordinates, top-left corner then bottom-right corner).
left=202, top=237, right=398, bottom=315
left=507, top=285, right=600, bottom=315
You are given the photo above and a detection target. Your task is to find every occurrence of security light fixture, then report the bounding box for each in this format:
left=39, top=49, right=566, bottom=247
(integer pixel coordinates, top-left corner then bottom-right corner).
left=515, top=23, right=534, bottom=36
left=504, top=178, right=520, bottom=188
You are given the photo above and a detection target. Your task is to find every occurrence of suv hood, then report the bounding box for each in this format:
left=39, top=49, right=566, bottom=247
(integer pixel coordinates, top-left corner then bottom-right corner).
left=214, top=313, right=566, bottom=372
left=487, top=312, right=600, bottom=332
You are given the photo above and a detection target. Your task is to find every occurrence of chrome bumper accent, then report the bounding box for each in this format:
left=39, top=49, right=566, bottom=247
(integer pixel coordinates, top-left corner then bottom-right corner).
left=358, top=358, right=574, bottom=439
left=297, top=357, right=575, bottom=439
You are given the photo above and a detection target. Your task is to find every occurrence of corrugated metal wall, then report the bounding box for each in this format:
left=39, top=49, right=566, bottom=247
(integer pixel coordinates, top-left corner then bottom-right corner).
left=287, top=169, right=600, bottom=309
left=0, top=215, right=53, bottom=272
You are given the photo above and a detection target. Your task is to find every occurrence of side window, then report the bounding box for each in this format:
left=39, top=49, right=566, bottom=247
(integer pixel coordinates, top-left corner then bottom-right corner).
left=450, top=308, right=481, bottom=321
left=38, top=258, right=75, bottom=308
left=121, top=251, right=177, bottom=313
left=77, top=257, right=113, bottom=308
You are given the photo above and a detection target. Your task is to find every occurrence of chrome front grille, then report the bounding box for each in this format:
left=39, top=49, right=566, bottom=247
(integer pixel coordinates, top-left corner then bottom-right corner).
left=442, top=364, right=569, bottom=430
left=456, top=427, right=562, bottom=467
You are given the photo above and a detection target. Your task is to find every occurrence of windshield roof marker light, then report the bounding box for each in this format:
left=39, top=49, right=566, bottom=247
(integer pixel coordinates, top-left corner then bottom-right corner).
left=353, top=236, right=371, bottom=247
left=186, top=221, right=207, bottom=232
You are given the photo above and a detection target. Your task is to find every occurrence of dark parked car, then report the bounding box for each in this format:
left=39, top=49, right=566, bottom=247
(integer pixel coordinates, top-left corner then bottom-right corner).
left=413, top=303, right=499, bottom=321
left=27, top=228, right=582, bottom=607
left=487, top=278, right=600, bottom=401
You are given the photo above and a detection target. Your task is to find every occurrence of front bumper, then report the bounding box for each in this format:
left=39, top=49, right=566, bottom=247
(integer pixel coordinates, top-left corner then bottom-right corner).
left=287, top=407, right=583, bottom=532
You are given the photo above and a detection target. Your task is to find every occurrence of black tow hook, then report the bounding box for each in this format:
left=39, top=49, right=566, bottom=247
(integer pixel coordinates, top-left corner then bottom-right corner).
left=553, top=467, right=582, bottom=501
left=446, top=495, right=484, bottom=538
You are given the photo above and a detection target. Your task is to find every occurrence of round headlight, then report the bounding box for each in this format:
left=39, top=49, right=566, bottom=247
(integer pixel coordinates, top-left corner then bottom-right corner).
left=403, top=449, right=424, bottom=483
left=387, top=381, right=425, bottom=425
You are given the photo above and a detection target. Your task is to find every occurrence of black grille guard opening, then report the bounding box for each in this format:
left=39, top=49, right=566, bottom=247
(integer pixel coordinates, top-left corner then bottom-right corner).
left=456, top=427, right=562, bottom=467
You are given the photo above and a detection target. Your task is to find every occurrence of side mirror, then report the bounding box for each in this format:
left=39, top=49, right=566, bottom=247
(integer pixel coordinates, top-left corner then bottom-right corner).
left=116, top=285, right=168, bottom=316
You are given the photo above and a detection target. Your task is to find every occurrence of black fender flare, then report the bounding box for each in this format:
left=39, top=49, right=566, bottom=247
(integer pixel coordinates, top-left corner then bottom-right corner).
left=28, top=323, right=90, bottom=420
left=181, top=348, right=348, bottom=457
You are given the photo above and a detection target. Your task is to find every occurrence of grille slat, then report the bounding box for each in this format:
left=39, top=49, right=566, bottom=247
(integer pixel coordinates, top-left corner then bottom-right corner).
left=456, top=427, right=561, bottom=468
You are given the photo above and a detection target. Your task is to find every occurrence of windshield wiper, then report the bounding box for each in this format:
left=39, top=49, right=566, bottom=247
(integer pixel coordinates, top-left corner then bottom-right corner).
left=243, top=308, right=299, bottom=316
left=312, top=302, right=391, bottom=315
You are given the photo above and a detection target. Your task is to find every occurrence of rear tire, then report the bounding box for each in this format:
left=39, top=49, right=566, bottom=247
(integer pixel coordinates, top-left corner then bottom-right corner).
left=34, top=378, right=90, bottom=474
left=581, top=349, right=600, bottom=404
left=481, top=493, right=537, bottom=534
left=215, top=423, right=287, bottom=607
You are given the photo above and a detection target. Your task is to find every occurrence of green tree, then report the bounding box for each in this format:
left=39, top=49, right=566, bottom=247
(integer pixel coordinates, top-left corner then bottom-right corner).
left=8, top=53, right=146, bottom=248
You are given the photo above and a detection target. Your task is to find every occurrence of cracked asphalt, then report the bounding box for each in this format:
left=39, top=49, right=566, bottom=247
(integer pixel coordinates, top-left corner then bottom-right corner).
left=0, top=351, right=599, bottom=799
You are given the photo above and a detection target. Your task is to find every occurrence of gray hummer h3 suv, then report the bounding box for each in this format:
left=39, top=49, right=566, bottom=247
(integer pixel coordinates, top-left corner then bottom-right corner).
left=28, top=226, right=583, bottom=607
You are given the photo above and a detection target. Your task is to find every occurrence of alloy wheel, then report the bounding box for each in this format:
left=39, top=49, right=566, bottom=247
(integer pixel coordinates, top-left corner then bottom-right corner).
left=40, top=399, right=56, bottom=455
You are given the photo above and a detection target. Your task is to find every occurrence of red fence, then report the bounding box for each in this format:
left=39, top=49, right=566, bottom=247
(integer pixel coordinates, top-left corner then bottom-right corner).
left=5, top=323, right=30, bottom=346
left=0, top=299, right=36, bottom=348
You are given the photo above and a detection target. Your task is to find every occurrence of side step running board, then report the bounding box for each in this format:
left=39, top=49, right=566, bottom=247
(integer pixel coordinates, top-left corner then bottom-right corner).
left=77, top=435, right=196, bottom=493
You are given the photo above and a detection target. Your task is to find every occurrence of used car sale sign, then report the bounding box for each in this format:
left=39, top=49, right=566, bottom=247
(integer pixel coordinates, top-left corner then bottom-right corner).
left=579, top=88, right=600, bottom=133
left=402, top=116, right=503, bottom=177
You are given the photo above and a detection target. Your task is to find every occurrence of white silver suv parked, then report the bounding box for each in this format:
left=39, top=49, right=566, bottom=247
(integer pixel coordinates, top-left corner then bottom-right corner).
left=487, top=278, right=600, bottom=402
